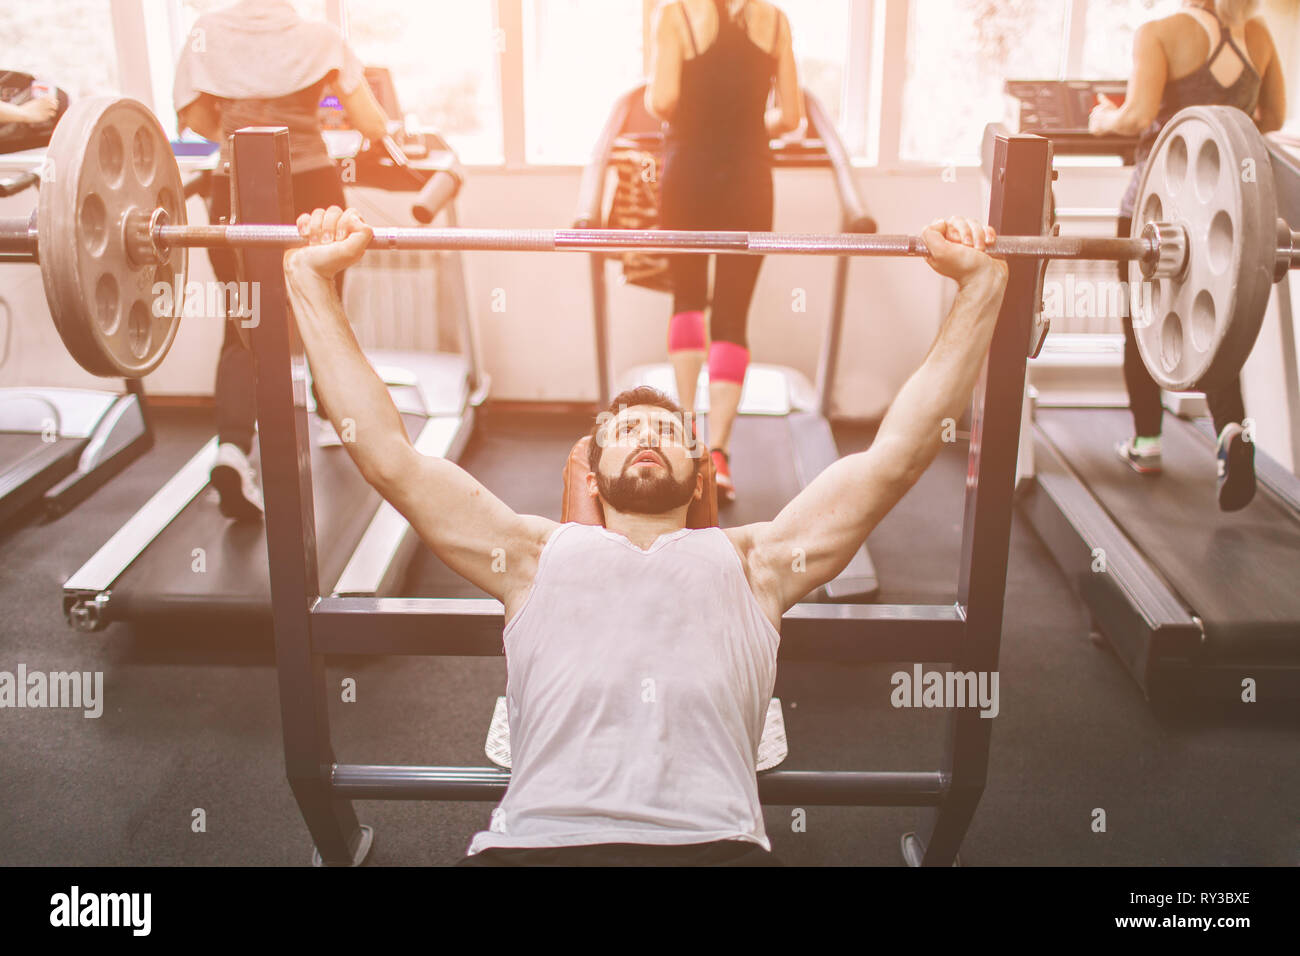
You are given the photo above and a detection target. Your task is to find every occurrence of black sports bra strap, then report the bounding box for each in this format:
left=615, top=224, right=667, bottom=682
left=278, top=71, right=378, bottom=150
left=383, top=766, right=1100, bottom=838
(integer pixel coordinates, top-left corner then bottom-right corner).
left=1219, top=31, right=1257, bottom=74
left=679, top=1, right=698, bottom=56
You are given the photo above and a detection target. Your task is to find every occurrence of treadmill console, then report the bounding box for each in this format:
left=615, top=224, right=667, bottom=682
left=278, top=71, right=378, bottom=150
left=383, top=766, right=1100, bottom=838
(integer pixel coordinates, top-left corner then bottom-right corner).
left=315, top=65, right=458, bottom=180
left=1004, top=79, right=1138, bottom=162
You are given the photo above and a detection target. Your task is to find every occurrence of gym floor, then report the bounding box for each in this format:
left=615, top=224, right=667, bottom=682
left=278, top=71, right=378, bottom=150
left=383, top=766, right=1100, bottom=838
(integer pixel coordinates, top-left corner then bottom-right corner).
left=0, top=405, right=1295, bottom=866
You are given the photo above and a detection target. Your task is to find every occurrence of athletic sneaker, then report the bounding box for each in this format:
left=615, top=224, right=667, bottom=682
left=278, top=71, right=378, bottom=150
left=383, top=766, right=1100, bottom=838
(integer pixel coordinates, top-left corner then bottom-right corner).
left=1115, top=435, right=1163, bottom=475
left=1216, top=422, right=1256, bottom=512
left=210, top=442, right=264, bottom=521
left=711, top=448, right=736, bottom=503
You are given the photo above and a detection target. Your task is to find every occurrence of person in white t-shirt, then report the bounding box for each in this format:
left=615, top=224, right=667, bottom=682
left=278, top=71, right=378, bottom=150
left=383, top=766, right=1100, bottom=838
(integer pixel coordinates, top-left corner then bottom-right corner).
left=281, top=206, right=1008, bottom=866
left=172, top=0, right=391, bottom=521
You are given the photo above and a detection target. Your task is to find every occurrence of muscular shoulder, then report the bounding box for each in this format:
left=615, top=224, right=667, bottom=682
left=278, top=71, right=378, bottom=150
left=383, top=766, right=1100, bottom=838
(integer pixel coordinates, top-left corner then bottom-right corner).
left=520, top=515, right=563, bottom=554
left=498, top=514, right=561, bottom=588
left=502, top=515, right=562, bottom=596
left=722, top=524, right=784, bottom=622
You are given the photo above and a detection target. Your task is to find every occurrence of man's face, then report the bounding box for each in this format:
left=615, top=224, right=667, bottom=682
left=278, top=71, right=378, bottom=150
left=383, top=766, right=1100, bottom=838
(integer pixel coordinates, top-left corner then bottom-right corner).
left=591, top=405, right=701, bottom=515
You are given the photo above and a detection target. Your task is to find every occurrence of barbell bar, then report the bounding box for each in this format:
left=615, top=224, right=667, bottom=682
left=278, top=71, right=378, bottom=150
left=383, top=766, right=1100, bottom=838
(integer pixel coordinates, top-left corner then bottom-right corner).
left=151, top=221, right=1161, bottom=262
left=9, top=211, right=1300, bottom=272
left=9, top=209, right=1296, bottom=267
left=0, top=210, right=1159, bottom=261
left=6, top=97, right=1300, bottom=391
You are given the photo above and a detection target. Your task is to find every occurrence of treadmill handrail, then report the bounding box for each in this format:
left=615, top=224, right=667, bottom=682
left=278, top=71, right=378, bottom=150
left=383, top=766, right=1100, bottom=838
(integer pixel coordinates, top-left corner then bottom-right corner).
left=802, top=91, right=875, bottom=234
left=0, top=169, right=40, bottom=199
left=573, top=87, right=639, bottom=229
left=573, top=84, right=876, bottom=234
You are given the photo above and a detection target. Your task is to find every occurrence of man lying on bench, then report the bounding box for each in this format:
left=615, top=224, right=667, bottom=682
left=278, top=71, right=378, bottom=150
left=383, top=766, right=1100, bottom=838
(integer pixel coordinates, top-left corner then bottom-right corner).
left=283, top=208, right=1008, bottom=866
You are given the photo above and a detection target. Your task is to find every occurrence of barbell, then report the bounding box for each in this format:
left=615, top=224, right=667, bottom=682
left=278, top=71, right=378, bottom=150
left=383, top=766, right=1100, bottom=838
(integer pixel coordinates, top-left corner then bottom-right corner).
left=2, top=97, right=1298, bottom=390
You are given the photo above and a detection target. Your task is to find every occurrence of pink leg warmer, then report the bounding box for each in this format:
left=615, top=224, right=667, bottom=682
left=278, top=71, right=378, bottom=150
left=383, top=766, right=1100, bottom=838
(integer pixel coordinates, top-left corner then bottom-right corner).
left=668, top=310, right=706, bottom=352
left=708, top=340, right=750, bottom=385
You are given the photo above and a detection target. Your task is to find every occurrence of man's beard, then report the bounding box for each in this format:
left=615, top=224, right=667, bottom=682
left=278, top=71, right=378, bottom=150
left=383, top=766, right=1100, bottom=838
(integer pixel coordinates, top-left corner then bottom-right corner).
left=597, top=455, right=697, bottom=515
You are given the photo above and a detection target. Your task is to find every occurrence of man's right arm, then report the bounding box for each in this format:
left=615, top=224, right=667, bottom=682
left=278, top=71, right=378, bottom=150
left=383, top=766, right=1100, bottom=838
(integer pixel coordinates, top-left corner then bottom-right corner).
left=283, top=208, right=556, bottom=605
left=736, top=218, right=1008, bottom=616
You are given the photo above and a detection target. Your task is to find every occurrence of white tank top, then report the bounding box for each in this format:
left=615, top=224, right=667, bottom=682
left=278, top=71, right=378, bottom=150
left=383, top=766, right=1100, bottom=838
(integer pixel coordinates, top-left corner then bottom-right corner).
left=466, top=522, right=781, bottom=855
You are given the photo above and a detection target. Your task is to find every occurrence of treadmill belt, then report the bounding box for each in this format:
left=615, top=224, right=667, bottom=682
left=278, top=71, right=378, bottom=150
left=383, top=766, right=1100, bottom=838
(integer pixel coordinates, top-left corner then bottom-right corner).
left=402, top=411, right=591, bottom=599
left=0, top=433, right=82, bottom=473
left=718, top=415, right=805, bottom=528
left=0, top=433, right=83, bottom=525
left=108, top=413, right=425, bottom=621
left=1038, top=408, right=1300, bottom=659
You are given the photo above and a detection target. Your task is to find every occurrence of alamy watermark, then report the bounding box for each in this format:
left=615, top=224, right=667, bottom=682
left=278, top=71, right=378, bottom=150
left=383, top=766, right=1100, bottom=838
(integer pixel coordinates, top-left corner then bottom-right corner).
left=1042, top=275, right=1157, bottom=324
left=152, top=277, right=261, bottom=329
left=49, top=886, right=150, bottom=936
left=594, top=405, right=705, bottom=458
left=0, top=665, right=102, bottom=718
left=890, top=664, right=999, bottom=718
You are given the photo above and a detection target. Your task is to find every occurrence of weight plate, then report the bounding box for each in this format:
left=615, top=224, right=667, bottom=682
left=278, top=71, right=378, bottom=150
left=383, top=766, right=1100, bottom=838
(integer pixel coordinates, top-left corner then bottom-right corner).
left=1131, top=105, right=1277, bottom=392
left=38, top=97, right=186, bottom=378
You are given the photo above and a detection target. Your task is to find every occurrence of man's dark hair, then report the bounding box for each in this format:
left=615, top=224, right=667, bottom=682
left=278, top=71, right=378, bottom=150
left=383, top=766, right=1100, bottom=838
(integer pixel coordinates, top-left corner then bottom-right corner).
left=587, top=386, right=701, bottom=476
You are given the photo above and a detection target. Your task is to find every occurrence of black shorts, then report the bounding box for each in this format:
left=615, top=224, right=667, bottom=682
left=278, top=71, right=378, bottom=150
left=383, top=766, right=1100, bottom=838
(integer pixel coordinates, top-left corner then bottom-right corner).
left=455, top=839, right=781, bottom=867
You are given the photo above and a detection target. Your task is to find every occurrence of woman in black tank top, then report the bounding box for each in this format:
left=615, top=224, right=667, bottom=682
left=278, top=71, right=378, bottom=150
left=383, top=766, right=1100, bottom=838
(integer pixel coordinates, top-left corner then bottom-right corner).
left=1087, top=0, right=1286, bottom=512
left=647, top=0, right=803, bottom=502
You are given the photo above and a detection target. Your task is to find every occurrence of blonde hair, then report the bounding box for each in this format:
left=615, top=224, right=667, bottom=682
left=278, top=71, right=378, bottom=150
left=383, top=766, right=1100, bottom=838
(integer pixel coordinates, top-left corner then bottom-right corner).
left=1214, top=0, right=1260, bottom=28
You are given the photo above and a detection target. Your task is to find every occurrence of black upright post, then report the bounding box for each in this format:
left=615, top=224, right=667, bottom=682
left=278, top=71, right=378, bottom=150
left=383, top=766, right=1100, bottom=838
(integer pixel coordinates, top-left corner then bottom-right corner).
left=912, top=134, right=1052, bottom=866
left=818, top=254, right=850, bottom=418
left=232, top=126, right=370, bottom=866
left=591, top=253, right=611, bottom=402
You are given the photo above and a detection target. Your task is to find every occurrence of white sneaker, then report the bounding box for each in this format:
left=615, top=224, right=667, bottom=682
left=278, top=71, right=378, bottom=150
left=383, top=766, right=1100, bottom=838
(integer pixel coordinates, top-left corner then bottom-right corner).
left=1115, top=436, right=1162, bottom=475
left=210, top=442, right=264, bottom=521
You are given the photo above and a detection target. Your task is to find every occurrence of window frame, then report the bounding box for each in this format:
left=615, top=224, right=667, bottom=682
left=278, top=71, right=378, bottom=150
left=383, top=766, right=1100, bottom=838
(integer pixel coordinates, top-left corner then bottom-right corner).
left=118, top=0, right=1134, bottom=172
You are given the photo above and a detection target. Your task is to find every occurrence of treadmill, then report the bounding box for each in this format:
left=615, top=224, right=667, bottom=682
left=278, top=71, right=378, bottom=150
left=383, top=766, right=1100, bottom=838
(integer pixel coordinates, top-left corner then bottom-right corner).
left=63, top=95, right=483, bottom=631
left=575, top=85, right=879, bottom=601
left=0, top=169, right=154, bottom=526
left=1003, top=91, right=1300, bottom=699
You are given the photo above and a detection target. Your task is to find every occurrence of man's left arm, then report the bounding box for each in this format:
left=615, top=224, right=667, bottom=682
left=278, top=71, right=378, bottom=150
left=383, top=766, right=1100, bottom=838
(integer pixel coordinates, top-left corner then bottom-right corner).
left=736, top=218, right=1009, bottom=615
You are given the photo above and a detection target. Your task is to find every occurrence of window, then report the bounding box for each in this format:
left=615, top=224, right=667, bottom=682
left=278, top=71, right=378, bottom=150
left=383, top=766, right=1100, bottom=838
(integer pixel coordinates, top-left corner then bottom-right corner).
left=177, top=0, right=504, bottom=163
left=781, top=0, right=852, bottom=130
left=899, top=0, right=1068, bottom=164
left=521, top=0, right=644, bottom=165
left=181, top=0, right=330, bottom=25
left=339, top=0, right=505, bottom=164
left=1079, top=0, right=1176, bottom=80
left=0, top=0, right=120, bottom=99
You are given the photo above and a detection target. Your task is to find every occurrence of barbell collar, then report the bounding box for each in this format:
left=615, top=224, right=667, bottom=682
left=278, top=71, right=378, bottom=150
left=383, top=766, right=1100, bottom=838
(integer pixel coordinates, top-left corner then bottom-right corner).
left=1275, top=219, right=1300, bottom=283
left=1139, top=221, right=1189, bottom=280
left=0, top=210, right=37, bottom=256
